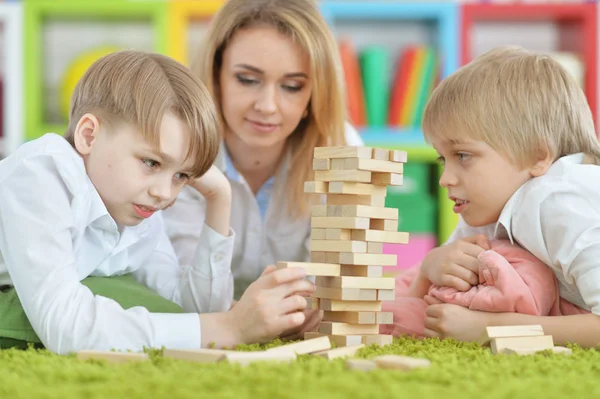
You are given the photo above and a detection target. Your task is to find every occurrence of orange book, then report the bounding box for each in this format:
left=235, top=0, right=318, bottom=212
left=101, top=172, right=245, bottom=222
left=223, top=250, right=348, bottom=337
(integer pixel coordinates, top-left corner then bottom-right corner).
left=339, top=39, right=366, bottom=127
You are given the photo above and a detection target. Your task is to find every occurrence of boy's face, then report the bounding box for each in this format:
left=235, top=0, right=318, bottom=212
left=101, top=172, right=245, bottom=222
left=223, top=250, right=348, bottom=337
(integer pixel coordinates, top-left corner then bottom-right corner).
left=432, top=137, right=533, bottom=227
left=77, top=112, right=194, bottom=227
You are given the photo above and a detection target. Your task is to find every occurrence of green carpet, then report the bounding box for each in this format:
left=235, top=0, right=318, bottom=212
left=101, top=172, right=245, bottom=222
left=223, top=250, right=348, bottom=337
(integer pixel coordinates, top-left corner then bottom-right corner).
left=1, top=337, right=599, bottom=399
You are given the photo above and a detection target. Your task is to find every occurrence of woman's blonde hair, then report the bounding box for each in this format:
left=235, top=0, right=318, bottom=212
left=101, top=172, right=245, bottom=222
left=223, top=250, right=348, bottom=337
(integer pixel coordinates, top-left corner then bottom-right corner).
left=65, top=50, right=221, bottom=178
left=193, top=0, right=348, bottom=218
left=423, top=45, right=600, bottom=168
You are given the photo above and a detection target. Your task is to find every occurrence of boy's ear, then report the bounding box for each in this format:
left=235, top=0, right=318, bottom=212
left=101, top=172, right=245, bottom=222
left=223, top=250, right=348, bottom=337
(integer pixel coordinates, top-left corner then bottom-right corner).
left=73, top=113, right=101, bottom=155
left=528, top=148, right=554, bottom=177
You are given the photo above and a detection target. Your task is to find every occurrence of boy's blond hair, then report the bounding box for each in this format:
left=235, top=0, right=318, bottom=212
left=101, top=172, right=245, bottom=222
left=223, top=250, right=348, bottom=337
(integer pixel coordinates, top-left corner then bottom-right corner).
left=423, top=45, right=600, bottom=167
left=65, top=50, right=220, bottom=178
left=193, top=0, right=347, bottom=219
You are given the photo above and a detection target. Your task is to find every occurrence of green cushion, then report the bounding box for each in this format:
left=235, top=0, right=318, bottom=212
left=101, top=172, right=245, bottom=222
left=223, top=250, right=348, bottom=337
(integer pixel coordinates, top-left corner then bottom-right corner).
left=0, top=274, right=184, bottom=349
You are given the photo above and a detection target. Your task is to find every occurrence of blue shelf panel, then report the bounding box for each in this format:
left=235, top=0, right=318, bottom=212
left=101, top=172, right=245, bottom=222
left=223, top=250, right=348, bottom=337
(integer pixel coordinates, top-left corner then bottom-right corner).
left=359, top=127, right=426, bottom=146
left=319, top=1, right=459, bottom=78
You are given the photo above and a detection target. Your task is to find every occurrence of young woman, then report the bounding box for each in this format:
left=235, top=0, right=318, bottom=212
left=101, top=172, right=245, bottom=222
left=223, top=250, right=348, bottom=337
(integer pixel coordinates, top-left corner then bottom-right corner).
left=163, top=0, right=362, bottom=336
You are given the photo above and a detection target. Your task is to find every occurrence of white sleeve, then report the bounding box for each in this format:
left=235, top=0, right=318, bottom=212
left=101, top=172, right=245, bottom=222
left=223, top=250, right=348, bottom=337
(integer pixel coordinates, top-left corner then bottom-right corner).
left=344, top=121, right=364, bottom=146
left=0, top=155, right=201, bottom=354
left=132, top=213, right=234, bottom=315
left=519, top=189, right=600, bottom=315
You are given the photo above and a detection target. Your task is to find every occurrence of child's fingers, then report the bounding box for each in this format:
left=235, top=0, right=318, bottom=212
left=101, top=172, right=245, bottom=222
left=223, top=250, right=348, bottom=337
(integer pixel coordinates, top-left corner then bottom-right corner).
left=423, top=327, right=441, bottom=338
left=441, top=274, right=471, bottom=292
left=424, top=295, right=443, bottom=305
left=464, top=234, right=491, bottom=251
left=449, top=263, right=479, bottom=286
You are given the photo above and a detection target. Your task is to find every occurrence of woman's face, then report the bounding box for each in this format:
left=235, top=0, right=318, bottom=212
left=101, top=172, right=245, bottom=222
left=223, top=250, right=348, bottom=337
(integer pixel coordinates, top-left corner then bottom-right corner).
left=218, top=25, right=312, bottom=150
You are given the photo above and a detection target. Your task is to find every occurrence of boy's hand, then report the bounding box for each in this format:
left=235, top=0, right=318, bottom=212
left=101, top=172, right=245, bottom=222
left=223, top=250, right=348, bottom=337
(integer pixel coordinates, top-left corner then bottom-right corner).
left=191, top=165, right=232, bottom=236
left=190, top=165, right=231, bottom=201
left=420, top=234, right=490, bottom=292
left=279, top=309, right=323, bottom=341
left=228, top=265, right=315, bottom=345
left=424, top=304, right=490, bottom=342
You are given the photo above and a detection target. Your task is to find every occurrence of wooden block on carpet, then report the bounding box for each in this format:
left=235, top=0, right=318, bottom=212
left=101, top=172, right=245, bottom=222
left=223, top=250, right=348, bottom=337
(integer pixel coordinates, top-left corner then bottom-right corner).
left=163, top=348, right=232, bottom=363
left=346, top=358, right=377, bottom=371
left=304, top=332, right=363, bottom=347
left=491, top=335, right=554, bottom=354
left=223, top=351, right=296, bottom=365
left=267, top=336, right=331, bottom=355
left=76, top=350, right=148, bottom=364
left=314, top=344, right=365, bottom=360
left=504, top=346, right=572, bottom=356
left=374, top=355, right=431, bottom=371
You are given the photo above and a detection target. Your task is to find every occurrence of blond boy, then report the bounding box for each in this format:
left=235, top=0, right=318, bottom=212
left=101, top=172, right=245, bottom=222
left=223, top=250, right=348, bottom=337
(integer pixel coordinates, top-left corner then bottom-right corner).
left=0, top=51, right=313, bottom=354
left=411, top=46, right=600, bottom=347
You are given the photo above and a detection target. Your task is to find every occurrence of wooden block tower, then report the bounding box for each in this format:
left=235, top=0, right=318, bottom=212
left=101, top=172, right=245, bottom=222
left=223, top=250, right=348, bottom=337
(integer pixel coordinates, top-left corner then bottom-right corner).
left=278, top=146, right=409, bottom=347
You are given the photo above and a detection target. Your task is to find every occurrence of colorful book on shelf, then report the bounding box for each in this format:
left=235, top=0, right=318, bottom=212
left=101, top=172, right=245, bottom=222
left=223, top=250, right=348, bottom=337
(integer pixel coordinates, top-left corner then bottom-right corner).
left=412, top=48, right=439, bottom=128
left=388, top=46, right=417, bottom=127
left=339, top=39, right=366, bottom=127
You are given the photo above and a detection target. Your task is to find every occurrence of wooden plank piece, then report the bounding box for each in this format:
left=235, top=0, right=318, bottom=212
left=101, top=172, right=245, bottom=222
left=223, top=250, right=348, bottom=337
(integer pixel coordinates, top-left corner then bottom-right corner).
left=491, top=335, right=554, bottom=355
left=362, top=334, right=394, bottom=346
left=504, top=346, right=572, bottom=356
left=328, top=182, right=387, bottom=196
left=277, top=261, right=341, bottom=276
left=372, top=148, right=390, bottom=161
left=267, top=336, right=331, bottom=355
left=367, top=242, right=384, bottom=254
left=337, top=252, right=397, bottom=266
left=314, top=344, right=365, bottom=360
left=316, top=276, right=395, bottom=290
left=346, top=358, right=377, bottom=371
left=325, top=228, right=351, bottom=240
left=341, top=205, right=398, bottom=220
left=224, top=351, right=296, bottom=365
left=391, top=150, right=408, bottom=163
left=317, top=299, right=383, bottom=312
left=326, top=194, right=386, bottom=207
left=163, top=348, right=231, bottom=363
left=318, top=321, right=379, bottom=335
left=314, top=146, right=373, bottom=159
left=370, top=219, right=399, bottom=232
left=311, top=216, right=370, bottom=230
left=371, top=173, right=403, bottom=186
left=485, top=325, right=544, bottom=340
left=314, top=170, right=371, bottom=183
left=374, top=355, right=431, bottom=371
left=340, top=265, right=383, bottom=277
left=76, top=350, right=148, bottom=363
left=313, top=286, right=377, bottom=301
left=304, top=181, right=328, bottom=194
left=310, top=239, right=367, bottom=253
left=332, top=157, right=404, bottom=174
left=311, top=228, right=326, bottom=240
left=304, top=332, right=363, bottom=347
left=351, top=229, right=410, bottom=244
left=313, top=158, right=330, bottom=171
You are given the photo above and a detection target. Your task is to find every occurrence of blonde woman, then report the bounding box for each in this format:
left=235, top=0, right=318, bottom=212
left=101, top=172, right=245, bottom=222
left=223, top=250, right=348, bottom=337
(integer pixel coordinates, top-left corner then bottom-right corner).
left=163, top=0, right=362, bottom=336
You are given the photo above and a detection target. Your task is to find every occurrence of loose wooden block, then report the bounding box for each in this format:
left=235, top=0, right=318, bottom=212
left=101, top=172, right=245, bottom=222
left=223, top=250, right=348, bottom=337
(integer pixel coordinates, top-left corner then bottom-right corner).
left=76, top=350, right=149, bottom=364
left=340, top=265, right=383, bottom=277
left=326, top=194, right=386, bottom=207
left=317, top=299, right=383, bottom=312
left=490, top=335, right=554, bottom=355
left=330, top=158, right=404, bottom=174
left=314, top=344, right=365, bottom=360
left=362, top=334, right=394, bottom=346
left=267, top=336, right=332, bottom=355
left=314, top=146, right=373, bottom=159
left=347, top=358, right=377, bottom=371
left=371, top=173, right=403, bottom=186
left=311, top=252, right=327, bottom=263
left=305, top=332, right=363, bottom=347
left=504, top=346, right=572, bottom=356
left=316, top=276, right=395, bottom=290
left=370, top=219, right=399, bottom=232
left=310, top=240, right=367, bottom=253
left=224, top=351, right=296, bottom=365
left=318, top=321, right=379, bottom=335
left=313, top=286, right=377, bottom=301
left=328, top=182, right=387, bottom=197
left=163, top=348, right=231, bottom=363
left=311, top=216, right=370, bottom=230
left=311, top=228, right=327, bottom=240
left=336, top=252, right=397, bottom=266
left=485, top=325, right=544, bottom=340
left=304, top=181, right=328, bottom=194
left=372, top=148, right=390, bottom=161
left=376, top=312, right=394, bottom=324
left=367, top=242, right=384, bottom=254
left=325, top=228, right=351, bottom=240
left=313, top=158, right=330, bottom=171
left=391, top=150, right=408, bottom=163
left=377, top=289, right=396, bottom=301
left=341, top=205, right=398, bottom=220
left=314, top=170, right=371, bottom=183
left=276, top=261, right=341, bottom=276
left=374, top=355, right=431, bottom=371
left=351, top=229, right=409, bottom=244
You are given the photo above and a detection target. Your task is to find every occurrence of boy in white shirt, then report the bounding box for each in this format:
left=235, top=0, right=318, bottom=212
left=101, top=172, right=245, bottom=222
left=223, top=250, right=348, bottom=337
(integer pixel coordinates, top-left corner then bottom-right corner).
left=409, top=45, right=600, bottom=347
left=0, top=50, right=314, bottom=354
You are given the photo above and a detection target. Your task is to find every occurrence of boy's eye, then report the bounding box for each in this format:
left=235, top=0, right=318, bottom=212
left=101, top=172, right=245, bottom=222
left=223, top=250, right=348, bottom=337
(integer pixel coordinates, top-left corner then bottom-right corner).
left=174, top=173, right=190, bottom=183
left=143, top=158, right=159, bottom=169
left=457, top=152, right=471, bottom=162
left=236, top=74, right=258, bottom=86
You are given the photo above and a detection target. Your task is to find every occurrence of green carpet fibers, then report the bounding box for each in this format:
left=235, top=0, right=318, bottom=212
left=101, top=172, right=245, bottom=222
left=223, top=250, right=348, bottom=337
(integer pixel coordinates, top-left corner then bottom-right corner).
left=1, top=337, right=600, bottom=399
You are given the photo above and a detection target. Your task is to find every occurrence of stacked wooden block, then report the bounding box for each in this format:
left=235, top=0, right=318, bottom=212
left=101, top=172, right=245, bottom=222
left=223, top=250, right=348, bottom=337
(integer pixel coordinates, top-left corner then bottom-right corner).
left=278, top=146, right=409, bottom=347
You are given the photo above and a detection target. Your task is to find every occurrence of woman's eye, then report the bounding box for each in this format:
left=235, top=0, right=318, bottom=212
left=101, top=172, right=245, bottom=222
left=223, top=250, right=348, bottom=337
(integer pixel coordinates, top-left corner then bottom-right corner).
left=236, top=75, right=258, bottom=86
left=143, top=158, right=159, bottom=169
left=283, top=84, right=302, bottom=93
